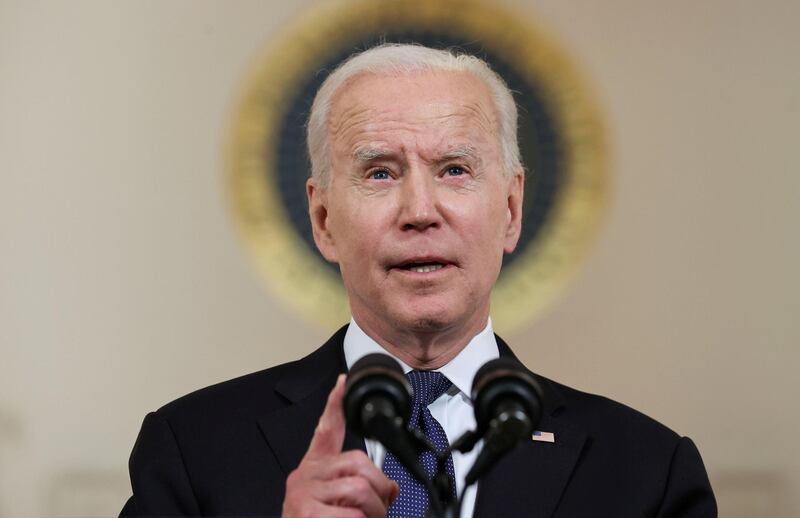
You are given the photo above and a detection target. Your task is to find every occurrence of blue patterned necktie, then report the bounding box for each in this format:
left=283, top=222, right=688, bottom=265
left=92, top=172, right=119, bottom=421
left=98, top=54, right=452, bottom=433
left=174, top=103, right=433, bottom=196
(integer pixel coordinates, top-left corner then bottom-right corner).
left=383, top=370, right=457, bottom=517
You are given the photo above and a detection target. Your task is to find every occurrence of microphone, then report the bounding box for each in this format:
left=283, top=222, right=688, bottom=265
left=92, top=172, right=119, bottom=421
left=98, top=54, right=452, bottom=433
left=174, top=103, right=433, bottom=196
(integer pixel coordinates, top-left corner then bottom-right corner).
left=344, top=353, right=411, bottom=436
left=464, top=358, right=544, bottom=486
left=343, top=353, right=431, bottom=488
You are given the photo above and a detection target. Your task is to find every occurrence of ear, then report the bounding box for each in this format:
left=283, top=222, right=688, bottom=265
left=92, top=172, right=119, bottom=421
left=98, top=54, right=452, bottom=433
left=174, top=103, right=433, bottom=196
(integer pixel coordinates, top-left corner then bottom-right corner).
left=503, top=169, right=524, bottom=254
left=306, top=178, right=339, bottom=263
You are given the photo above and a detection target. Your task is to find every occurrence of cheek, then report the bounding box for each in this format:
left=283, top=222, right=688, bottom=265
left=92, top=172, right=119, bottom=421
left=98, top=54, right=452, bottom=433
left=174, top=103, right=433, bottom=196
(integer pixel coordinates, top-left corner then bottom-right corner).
left=458, top=196, right=506, bottom=236
left=458, top=202, right=509, bottom=267
left=330, top=199, right=389, bottom=260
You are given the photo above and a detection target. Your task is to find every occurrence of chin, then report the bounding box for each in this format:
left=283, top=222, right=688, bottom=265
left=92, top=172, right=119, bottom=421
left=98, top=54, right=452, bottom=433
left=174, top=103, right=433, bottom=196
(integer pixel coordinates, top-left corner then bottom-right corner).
left=407, top=317, right=451, bottom=332
left=395, top=304, right=461, bottom=333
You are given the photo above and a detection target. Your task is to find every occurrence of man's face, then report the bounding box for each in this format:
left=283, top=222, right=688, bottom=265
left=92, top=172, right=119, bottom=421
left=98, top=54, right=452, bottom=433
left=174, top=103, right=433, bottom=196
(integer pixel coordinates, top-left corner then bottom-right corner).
left=308, top=71, right=523, bottom=337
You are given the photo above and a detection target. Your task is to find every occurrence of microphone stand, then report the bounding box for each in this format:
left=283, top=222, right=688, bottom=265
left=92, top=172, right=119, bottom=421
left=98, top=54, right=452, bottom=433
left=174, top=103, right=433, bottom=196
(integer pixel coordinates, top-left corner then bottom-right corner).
left=427, top=430, right=480, bottom=518
left=429, top=446, right=460, bottom=518
left=398, top=425, right=524, bottom=517
left=430, top=404, right=535, bottom=517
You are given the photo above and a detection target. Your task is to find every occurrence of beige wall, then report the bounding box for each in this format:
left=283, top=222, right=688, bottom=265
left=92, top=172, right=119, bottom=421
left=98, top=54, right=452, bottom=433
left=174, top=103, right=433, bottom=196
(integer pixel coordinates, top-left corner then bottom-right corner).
left=1, top=0, right=797, bottom=516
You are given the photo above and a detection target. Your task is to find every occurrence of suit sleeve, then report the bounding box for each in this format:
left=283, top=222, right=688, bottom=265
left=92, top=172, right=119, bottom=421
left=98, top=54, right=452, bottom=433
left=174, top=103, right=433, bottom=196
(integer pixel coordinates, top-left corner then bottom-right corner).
left=656, top=436, right=717, bottom=518
left=120, top=411, right=202, bottom=517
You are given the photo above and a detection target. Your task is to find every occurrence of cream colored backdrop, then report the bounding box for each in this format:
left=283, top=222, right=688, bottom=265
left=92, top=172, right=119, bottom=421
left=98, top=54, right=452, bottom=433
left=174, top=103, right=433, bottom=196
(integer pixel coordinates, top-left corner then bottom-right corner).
left=1, top=0, right=798, bottom=516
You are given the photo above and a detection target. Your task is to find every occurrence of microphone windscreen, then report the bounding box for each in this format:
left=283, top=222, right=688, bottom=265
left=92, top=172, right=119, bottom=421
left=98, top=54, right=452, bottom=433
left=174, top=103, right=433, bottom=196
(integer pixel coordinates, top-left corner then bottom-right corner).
left=344, top=353, right=411, bottom=435
left=471, top=358, right=544, bottom=435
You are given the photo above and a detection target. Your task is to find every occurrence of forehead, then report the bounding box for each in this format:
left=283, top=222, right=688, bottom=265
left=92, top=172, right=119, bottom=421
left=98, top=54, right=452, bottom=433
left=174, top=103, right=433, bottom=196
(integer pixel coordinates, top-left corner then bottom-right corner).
left=328, top=71, right=499, bottom=158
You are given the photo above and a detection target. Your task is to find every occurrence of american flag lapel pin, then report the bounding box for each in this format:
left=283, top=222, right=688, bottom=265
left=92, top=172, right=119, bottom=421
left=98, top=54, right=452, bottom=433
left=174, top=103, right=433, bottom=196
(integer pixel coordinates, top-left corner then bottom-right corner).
left=532, top=430, right=555, bottom=443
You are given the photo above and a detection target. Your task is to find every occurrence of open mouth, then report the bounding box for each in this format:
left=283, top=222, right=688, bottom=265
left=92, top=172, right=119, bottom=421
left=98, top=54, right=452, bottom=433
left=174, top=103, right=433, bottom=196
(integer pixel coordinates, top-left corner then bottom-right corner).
left=399, top=262, right=445, bottom=273
left=393, top=259, right=451, bottom=274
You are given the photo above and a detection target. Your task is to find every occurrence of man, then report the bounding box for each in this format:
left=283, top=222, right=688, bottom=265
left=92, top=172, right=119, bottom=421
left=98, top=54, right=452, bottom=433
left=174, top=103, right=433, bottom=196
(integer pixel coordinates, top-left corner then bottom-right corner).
left=121, top=44, right=716, bottom=517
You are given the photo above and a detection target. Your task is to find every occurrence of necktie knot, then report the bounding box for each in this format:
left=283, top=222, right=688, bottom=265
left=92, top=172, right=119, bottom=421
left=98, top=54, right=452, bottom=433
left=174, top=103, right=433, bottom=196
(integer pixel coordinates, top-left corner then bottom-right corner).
left=407, top=370, right=452, bottom=408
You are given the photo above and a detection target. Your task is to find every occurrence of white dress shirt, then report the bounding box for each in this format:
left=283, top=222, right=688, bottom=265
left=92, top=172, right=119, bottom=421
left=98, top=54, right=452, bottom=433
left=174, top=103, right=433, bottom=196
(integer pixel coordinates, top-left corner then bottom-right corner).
left=343, top=318, right=499, bottom=518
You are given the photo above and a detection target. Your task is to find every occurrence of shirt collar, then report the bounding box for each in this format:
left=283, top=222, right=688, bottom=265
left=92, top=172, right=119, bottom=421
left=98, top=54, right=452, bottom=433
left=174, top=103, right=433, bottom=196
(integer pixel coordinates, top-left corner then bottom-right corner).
left=343, top=317, right=499, bottom=400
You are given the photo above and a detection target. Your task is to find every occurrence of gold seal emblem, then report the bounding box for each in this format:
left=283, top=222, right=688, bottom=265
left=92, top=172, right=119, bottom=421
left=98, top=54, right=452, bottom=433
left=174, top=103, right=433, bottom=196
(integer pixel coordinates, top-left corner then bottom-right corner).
left=227, top=0, right=608, bottom=333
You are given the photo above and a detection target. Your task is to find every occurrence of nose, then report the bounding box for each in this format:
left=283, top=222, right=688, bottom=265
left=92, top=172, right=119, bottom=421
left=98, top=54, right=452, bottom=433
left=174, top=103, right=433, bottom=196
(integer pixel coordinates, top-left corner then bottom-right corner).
left=398, top=167, right=442, bottom=231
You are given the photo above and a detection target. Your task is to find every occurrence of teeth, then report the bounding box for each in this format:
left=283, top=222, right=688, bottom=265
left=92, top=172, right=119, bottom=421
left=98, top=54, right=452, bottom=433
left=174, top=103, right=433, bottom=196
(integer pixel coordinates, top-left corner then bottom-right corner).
left=411, top=264, right=443, bottom=273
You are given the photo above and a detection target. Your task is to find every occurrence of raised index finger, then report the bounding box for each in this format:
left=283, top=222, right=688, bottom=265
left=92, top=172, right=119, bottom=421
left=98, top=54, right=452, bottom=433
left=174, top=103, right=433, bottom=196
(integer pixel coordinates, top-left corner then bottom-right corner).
left=304, top=374, right=347, bottom=460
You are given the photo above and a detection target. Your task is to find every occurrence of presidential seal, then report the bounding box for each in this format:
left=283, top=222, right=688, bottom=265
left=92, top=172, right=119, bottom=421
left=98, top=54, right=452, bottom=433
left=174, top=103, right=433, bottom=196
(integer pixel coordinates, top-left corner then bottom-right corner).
left=226, top=0, right=608, bottom=333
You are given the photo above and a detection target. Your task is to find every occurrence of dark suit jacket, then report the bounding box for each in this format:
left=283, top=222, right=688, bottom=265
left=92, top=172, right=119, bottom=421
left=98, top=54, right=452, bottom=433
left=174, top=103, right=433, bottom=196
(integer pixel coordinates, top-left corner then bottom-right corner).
left=121, top=326, right=716, bottom=517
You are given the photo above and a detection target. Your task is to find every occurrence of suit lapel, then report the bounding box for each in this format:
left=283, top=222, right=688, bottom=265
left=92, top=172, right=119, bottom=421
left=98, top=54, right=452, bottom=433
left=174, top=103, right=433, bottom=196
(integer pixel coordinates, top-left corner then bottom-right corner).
left=473, top=336, right=588, bottom=518
left=257, top=326, right=366, bottom=475
left=257, top=387, right=329, bottom=474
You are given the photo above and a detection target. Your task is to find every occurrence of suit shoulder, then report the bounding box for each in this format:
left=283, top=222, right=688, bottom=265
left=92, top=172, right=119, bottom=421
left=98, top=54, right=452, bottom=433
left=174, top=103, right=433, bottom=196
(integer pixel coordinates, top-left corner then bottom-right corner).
left=545, top=376, right=681, bottom=446
left=153, top=328, right=346, bottom=424
left=154, top=359, right=295, bottom=423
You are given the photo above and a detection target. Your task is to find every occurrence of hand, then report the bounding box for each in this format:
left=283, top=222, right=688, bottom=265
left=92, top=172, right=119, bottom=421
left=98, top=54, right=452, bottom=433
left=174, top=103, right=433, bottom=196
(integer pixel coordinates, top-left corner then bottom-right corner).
left=282, top=374, right=399, bottom=518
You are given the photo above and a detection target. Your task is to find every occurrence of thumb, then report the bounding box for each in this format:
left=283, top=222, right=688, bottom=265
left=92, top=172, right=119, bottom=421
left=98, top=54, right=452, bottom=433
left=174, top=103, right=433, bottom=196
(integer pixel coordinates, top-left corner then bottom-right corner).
left=305, top=374, right=347, bottom=460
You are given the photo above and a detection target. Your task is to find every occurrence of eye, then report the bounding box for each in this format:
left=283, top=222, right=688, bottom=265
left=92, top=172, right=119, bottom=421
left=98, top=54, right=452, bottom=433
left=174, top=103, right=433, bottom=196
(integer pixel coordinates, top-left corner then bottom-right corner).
left=445, top=165, right=466, bottom=177
left=368, top=169, right=391, bottom=180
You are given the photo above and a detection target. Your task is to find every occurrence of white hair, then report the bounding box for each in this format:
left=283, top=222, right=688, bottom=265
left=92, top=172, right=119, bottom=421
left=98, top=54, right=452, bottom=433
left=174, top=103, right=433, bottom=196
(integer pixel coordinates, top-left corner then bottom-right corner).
left=306, top=43, right=522, bottom=186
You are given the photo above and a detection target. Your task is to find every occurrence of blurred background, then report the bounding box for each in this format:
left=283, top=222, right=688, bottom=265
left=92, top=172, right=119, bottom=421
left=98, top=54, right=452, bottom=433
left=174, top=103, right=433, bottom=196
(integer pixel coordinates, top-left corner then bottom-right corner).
left=1, top=0, right=798, bottom=516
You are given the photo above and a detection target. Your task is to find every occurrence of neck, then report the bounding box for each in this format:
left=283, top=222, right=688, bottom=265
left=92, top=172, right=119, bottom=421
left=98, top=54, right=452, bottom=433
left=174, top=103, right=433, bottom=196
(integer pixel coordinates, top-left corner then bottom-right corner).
left=352, top=310, right=490, bottom=370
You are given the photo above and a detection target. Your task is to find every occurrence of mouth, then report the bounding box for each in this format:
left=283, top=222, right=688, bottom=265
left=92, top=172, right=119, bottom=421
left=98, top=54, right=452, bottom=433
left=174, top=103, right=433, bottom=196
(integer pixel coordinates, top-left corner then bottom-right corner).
left=391, top=257, right=454, bottom=274
left=400, top=262, right=445, bottom=273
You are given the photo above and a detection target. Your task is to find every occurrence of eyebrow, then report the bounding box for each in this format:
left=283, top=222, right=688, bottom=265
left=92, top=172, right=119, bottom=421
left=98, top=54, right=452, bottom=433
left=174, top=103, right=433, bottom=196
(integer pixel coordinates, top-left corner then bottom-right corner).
left=439, top=146, right=479, bottom=162
left=354, top=147, right=389, bottom=162
left=353, top=146, right=480, bottom=163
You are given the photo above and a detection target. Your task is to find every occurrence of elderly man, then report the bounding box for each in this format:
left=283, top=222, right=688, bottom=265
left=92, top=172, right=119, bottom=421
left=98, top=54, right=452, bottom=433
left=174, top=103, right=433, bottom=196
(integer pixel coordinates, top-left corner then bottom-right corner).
left=121, top=44, right=716, bottom=517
